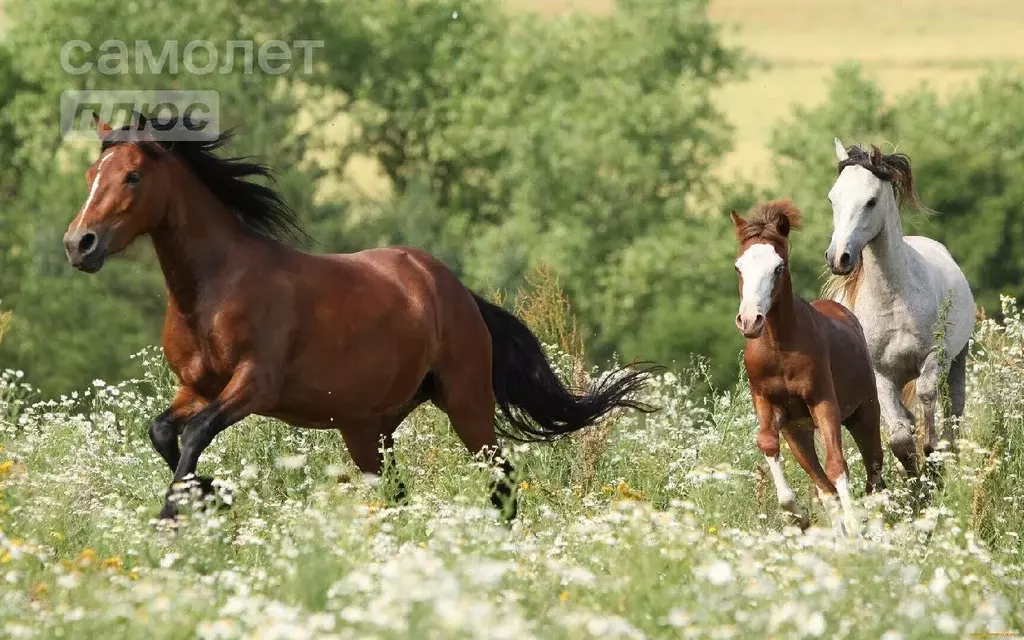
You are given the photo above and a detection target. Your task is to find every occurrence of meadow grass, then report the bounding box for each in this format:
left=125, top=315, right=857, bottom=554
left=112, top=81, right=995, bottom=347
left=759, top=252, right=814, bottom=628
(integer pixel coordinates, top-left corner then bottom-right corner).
left=1, top=292, right=1023, bottom=638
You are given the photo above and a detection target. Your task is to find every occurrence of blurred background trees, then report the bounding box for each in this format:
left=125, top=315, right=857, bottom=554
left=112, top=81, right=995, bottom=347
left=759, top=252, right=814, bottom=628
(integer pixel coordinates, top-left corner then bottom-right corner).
left=0, top=0, right=1021, bottom=394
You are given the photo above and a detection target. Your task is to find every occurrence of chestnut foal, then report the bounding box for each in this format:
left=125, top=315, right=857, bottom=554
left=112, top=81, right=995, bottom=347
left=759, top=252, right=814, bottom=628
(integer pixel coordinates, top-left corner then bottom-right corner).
left=731, top=200, right=884, bottom=534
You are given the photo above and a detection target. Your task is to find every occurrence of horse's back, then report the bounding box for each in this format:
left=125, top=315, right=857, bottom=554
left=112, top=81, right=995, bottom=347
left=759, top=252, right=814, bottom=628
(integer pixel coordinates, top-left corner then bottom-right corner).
left=331, top=244, right=490, bottom=359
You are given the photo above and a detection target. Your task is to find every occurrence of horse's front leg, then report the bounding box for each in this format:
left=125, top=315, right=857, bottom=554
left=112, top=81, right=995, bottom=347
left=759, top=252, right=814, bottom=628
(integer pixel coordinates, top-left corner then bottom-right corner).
left=808, top=393, right=858, bottom=537
left=148, top=387, right=209, bottom=472
left=159, top=362, right=277, bottom=520
left=752, top=395, right=807, bottom=529
left=875, top=373, right=918, bottom=476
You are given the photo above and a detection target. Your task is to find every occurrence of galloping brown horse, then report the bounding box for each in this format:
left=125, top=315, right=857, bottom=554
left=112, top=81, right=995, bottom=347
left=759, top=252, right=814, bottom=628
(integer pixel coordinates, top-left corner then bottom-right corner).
left=63, top=114, right=657, bottom=521
left=731, top=200, right=884, bottom=535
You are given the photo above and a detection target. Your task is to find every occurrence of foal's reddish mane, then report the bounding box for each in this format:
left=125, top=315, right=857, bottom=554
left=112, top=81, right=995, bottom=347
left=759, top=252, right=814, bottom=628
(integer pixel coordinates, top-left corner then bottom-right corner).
left=733, top=199, right=803, bottom=249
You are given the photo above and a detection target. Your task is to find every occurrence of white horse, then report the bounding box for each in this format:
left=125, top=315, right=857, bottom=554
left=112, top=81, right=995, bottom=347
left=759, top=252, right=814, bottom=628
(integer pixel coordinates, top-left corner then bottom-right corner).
left=823, top=139, right=975, bottom=476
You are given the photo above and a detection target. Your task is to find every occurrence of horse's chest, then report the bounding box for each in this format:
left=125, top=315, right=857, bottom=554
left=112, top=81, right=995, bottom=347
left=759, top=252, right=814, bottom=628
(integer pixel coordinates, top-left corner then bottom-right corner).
left=748, top=357, right=815, bottom=404
left=858, top=310, right=928, bottom=374
left=162, top=312, right=236, bottom=394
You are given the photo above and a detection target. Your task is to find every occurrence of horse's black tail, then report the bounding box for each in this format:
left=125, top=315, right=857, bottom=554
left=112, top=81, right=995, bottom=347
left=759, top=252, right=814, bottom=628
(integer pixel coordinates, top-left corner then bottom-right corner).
left=472, top=293, right=663, bottom=442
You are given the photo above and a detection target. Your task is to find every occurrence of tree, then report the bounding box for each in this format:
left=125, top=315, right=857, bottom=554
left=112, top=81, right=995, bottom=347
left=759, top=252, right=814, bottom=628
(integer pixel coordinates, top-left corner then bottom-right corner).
left=316, top=0, right=746, bottom=382
left=0, top=0, right=341, bottom=393
left=767, top=65, right=1024, bottom=318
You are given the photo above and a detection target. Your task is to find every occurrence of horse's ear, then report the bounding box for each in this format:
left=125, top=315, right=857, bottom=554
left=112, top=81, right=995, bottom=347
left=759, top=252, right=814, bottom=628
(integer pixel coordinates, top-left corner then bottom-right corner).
left=869, top=145, right=883, bottom=167
left=92, top=113, right=113, bottom=136
left=129, top=110, right=148, bottom=130
left=834, top=137, right=849, bottom=162
left=776, top=215, right=791, bottom=237
left=730, top=210, right=745, bottom=231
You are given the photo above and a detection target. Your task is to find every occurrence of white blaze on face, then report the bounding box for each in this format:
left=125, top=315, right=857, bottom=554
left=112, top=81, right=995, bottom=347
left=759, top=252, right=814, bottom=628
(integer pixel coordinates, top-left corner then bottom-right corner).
left=71, top=151, right=114, bottom=234
left=735, top=243, right=783, bottom=323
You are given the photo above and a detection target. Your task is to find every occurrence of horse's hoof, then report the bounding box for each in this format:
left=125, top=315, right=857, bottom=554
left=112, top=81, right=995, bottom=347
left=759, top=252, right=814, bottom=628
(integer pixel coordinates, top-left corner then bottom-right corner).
left=889, top=429, right=919, bottom=476
left=155, top=503, right=181, bottom=529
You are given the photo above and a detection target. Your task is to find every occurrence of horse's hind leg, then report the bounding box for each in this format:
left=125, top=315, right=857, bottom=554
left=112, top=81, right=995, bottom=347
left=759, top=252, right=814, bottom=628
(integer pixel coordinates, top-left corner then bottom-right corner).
left=339, top=412, right=412, bottom=503
left=917, top=349, right=949, bottom=459
left=945, top=344, right=968, bottom=451
left=844, top=401, right=885, bottom=494
left=433, top=365, right=517, bottom=521
left=781, top=426, right=837, bottom=532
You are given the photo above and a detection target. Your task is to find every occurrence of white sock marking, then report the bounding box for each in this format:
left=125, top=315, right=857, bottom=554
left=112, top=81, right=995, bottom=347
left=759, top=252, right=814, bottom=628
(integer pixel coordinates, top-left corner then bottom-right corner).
left=835, top=472, right=860, bottom=536
left=765, top=454, right=796, bottom=508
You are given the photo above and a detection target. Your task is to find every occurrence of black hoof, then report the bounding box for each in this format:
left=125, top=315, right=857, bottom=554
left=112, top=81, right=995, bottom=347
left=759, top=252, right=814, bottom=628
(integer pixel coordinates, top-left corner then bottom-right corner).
left=157, top=502, right=179, bottom=522
left=490, top=482, right=519, bottom=522
left=391, top=481, right=410, bottom=506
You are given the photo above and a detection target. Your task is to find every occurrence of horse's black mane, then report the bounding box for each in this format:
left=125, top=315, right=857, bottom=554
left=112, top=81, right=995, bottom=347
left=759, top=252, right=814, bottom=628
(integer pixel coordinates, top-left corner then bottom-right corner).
left=100, top=113, right=307, bottom=244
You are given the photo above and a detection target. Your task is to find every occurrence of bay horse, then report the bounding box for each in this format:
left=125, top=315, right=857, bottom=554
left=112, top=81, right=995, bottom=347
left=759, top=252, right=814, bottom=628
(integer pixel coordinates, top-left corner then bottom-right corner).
left=824, top=140, right=975, bottom=475
left=731, top=200, right=884, bottom=534
left=62, top=113, right=658, bottom=521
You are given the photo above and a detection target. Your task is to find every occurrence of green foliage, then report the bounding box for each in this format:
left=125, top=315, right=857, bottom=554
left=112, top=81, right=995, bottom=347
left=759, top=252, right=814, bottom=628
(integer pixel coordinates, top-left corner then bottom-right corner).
left=766, top=64, right=1024, bottom=317
left=317, top=0, right=746, bottom=384
left=0, top=0, right=339, bottom=393
left=0, top=0, right=749, bottom=394
left=4, top=0, right=1024, bottom=395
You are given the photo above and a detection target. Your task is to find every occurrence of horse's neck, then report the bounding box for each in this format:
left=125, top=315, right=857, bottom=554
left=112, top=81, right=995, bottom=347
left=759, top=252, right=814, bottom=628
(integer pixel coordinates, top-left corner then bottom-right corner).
left=762, top=278, right=801, bottom=345
left=862, top=206, right=911, bottom=298
left=149, top=168, right=261, bottom=313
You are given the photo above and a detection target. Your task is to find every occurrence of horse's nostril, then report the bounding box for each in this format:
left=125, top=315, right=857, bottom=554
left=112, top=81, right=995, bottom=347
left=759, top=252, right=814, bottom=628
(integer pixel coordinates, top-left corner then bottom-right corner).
left=839, top=252, right=851, bottom=269
left=755, top=314, right=764, bottom=324
left=78, top=232, right=97, bottom=255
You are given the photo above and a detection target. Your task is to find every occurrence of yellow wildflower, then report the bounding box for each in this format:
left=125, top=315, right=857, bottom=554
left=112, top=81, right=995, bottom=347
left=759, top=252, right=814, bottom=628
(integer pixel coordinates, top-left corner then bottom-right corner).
left=77, top=548, right=97, bottom=567
left=559, top=591, right=570, bottom=602
left=101, top=556, right=122, bottom=571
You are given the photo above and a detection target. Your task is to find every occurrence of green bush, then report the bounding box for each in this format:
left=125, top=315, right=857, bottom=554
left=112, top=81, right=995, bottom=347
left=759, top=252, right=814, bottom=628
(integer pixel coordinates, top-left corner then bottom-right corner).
left=765, top=64, right=1024, bottom=318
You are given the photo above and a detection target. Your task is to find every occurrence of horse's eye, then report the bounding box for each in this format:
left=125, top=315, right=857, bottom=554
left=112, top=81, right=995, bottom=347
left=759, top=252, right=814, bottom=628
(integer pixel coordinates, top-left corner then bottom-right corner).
left=734, top=265, right=740, bottom=273
left=866, top=197, right=877, bottom=208
left=125, top=171, right=141, bottom=185
left=775, top=265, right=784, bottom=276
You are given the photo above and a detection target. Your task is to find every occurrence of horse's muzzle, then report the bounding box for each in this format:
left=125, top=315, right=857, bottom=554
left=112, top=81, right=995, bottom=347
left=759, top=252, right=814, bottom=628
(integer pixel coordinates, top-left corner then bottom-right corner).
left=64, top=229, right=108, bottom=273
left=735, top=312, right=765, bottom=339
left=825, top=245, right=856, bottom=276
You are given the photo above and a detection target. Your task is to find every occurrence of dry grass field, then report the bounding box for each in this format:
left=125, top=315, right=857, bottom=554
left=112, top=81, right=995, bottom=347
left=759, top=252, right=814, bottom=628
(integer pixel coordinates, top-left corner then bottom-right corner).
left=511, top=0, right=1024, bottom=182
